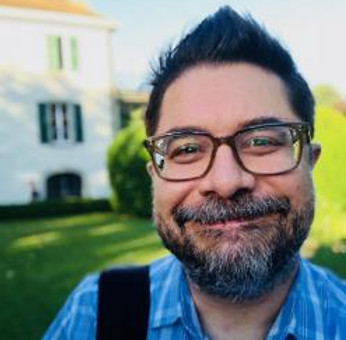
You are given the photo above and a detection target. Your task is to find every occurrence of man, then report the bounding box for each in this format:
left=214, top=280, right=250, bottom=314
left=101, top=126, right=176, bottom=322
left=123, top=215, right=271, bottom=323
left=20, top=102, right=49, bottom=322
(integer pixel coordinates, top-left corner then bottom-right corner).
left=44, top=6, right=346, bottom=340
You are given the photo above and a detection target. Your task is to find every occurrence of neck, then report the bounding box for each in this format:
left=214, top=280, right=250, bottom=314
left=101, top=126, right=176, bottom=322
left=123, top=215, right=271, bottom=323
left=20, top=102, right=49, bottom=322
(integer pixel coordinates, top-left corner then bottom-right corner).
left=188, top=266, right=298, bottom=340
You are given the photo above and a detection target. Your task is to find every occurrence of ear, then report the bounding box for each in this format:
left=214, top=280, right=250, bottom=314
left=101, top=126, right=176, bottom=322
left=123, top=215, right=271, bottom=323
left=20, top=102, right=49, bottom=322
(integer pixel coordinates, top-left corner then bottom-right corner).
left=309, top=143, right=321, bottom=169
left=146, top=161, right=155, bottom=178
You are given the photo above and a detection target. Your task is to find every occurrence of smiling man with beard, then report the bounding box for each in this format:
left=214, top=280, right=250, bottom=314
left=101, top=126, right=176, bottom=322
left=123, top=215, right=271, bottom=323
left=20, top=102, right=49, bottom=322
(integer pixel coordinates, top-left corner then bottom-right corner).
left=44, top=6, right=346, bottom=340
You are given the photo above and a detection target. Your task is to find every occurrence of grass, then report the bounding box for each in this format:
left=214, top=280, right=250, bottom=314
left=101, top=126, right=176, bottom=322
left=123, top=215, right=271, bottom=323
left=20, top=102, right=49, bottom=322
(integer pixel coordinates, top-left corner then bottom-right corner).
left=0, top=213, right=167, bottom=340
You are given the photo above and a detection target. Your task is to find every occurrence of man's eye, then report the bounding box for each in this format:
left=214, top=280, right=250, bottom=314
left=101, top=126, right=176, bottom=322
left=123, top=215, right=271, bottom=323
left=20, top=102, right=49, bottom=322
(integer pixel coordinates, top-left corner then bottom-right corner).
left=240, top=137, right=287, bottom=156
left=245, top=137, right=282, bottom=147
left=169, top=143, right=204, bottom=163
left=171, top=144, right=200, bottom=156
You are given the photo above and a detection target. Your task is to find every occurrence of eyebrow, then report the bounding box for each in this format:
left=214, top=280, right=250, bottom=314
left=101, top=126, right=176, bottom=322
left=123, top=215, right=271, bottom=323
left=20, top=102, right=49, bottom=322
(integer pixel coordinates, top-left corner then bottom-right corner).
left=164, top=126, right=208, bottom=134
left=163, top=116, right=288, bottom=135
left=241, top=116, right=286, bottom=129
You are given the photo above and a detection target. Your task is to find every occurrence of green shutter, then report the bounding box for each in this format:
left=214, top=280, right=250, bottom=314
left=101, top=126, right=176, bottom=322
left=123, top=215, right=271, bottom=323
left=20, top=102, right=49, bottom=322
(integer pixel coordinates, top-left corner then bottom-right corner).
left=38, top=103, right=49, bottom=143
left=47, top=36, right=62, bottom=70
left=74, top=104, right=83, bottom=142
left=70, top=37, right=79, bottom=71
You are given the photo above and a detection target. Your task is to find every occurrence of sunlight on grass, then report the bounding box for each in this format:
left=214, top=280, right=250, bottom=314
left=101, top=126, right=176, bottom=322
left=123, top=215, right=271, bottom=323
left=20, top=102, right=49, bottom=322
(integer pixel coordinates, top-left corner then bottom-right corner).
left=87, top=223, right=127, bottom=236
left=33, top=213, right=116, bottom=230
left=11, top=231, right=62, bottom=251
left=105, top=247, right=168, bottom=266
left=96, top=233, right=161, bottom=257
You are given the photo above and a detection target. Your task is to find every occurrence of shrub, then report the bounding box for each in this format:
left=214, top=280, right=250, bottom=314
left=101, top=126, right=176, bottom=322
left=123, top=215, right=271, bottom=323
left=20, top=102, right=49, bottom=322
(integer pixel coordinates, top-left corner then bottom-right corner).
left=0, top=198, right=111, bottom=220
left=313, top=105, right=346, bottom=209
left=107, top=110, right=151, bottom=217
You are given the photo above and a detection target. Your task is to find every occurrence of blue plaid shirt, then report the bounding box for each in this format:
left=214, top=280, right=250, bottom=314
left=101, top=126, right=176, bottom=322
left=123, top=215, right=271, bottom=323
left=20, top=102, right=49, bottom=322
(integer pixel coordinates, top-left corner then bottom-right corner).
left=43, top=255, right=346, bottom=340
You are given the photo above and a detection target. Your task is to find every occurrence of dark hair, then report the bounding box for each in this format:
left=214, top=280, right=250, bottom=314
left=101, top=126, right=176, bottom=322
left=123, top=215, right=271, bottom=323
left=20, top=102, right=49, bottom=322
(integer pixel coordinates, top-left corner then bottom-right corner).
left=145, top=6, right=315, bottom=137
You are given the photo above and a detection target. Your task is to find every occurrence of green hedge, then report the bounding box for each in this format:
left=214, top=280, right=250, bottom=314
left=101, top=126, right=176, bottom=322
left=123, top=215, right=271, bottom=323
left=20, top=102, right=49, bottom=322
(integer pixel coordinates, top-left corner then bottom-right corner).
left=107, top=109, right=151, bottom=217
left=0, top=198, right=112, bottom=220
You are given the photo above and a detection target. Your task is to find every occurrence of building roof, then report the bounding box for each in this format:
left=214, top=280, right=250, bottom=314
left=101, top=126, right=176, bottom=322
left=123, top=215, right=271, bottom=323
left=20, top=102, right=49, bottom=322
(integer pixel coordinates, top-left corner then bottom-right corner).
left=0, top=0, right=98, bottom=16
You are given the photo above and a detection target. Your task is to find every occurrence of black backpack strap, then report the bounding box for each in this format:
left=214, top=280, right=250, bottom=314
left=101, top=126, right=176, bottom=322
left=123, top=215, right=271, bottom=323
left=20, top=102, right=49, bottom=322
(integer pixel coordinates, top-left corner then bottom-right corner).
left=96, top=265, right=150, bottom=340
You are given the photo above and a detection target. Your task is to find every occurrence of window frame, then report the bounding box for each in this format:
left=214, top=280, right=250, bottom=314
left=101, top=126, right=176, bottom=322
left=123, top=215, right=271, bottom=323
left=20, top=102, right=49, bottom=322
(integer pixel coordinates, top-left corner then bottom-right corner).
left=38, top=102, right=84, bottom=145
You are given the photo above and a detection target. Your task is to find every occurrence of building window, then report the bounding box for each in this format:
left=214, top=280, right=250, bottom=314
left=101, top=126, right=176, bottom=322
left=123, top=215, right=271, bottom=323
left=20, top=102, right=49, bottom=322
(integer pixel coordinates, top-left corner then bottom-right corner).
left=70, top=37, right=79, bottom=71
left=47, top=36, right=63, bottom=70
left=38, top=103, right=84, bottom=144
left=47, top=36, right=79, bottom=71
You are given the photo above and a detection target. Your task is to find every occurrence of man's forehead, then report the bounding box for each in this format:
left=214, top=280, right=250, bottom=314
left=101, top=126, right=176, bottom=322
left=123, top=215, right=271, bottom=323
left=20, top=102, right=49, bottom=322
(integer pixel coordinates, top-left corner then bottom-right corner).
left=161, top=116, right=295, bottom=136
left=156, top=63, right=297, bottom=136
left=162, top=62, right=284, bottom=94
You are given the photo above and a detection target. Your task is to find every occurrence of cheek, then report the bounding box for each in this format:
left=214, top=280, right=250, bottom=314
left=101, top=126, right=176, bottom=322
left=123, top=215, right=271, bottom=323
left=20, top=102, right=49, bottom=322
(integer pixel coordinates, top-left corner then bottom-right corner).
left=266, top=169, right=314, bottom=209
left=152, top=177, right=196, bottom=216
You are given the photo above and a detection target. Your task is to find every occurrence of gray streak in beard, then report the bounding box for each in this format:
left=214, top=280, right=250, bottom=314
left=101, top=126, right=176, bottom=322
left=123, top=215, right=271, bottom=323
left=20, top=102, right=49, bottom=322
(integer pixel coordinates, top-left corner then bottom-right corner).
left=172, top=192, right=291, bottom=229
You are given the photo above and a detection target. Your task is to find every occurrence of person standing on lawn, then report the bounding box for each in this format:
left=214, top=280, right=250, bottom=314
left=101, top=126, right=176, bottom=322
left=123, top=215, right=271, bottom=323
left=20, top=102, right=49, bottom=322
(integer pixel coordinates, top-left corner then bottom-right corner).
left=44, top=6, right=346, bottom=340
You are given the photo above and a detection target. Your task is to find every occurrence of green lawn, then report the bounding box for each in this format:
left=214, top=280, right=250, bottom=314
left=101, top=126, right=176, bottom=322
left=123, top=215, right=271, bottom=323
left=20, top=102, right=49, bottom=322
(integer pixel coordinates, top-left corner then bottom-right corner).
left=0, top=213, right=167, bottom=340
left=1, top=208, right=345, bottom=340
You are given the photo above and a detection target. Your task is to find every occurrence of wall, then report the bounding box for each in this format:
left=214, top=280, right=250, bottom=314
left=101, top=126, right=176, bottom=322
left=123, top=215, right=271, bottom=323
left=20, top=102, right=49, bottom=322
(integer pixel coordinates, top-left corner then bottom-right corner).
left=0, top=6, right=116, bottom=204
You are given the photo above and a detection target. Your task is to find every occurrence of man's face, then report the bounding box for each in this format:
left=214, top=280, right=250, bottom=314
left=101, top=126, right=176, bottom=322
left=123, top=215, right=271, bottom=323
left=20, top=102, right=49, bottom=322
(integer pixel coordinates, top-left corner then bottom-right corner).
left=148, top=63, right=320, bottom=301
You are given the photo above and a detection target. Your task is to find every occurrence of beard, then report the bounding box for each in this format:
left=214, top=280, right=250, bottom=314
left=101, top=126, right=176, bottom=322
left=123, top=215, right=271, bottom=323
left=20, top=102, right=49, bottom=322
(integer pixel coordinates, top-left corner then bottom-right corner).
left=154, top=191, right=315, bottom=303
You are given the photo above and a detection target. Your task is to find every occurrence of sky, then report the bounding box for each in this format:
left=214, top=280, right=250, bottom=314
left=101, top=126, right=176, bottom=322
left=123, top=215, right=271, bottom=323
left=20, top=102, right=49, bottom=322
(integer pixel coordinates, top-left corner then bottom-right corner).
left=88, top=0, right=346, bottom=96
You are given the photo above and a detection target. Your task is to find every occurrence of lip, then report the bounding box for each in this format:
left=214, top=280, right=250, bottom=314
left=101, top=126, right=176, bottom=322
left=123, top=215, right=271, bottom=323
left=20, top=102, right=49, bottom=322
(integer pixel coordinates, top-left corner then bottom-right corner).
left=184, top=214, right=273, bottom=231
left=205, top=220, right=253, bottom=230
left=201, top=215, right=269, bottom=231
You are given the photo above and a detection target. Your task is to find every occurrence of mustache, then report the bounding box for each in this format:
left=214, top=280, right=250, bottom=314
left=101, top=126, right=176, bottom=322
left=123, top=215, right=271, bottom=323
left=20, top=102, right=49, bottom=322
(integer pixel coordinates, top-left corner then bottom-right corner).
left=172, top=193, right=291, bottom=228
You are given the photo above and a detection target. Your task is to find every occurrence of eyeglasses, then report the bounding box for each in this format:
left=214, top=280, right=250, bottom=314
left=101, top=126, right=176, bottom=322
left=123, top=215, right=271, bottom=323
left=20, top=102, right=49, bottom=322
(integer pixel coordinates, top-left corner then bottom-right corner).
left=144, top=122, right=311, bottom=181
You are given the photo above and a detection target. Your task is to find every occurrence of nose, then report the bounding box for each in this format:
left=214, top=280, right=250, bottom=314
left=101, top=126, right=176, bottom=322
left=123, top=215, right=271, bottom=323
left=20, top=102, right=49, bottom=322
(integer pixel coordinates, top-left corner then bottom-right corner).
left=198, top=144, right=256, bottom=199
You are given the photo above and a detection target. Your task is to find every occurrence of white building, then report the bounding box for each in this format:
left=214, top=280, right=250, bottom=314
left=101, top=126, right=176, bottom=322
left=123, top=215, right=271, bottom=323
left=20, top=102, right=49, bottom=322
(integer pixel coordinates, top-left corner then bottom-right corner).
left=0, top=0, right=122, bottom=204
